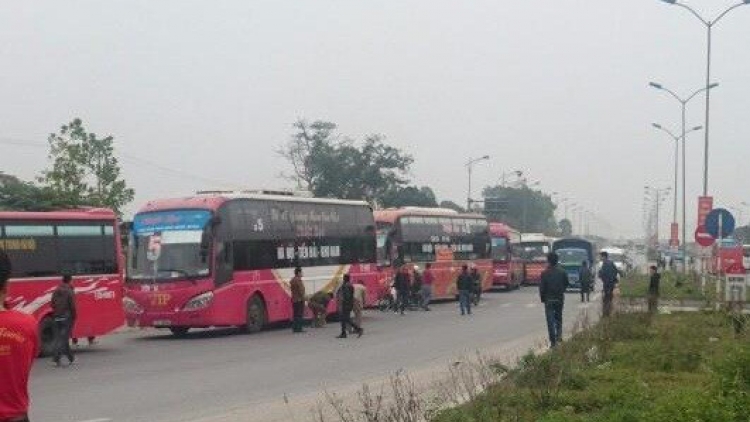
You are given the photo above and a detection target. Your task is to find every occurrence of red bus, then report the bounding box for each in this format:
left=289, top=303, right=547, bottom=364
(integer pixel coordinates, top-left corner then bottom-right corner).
left=1, top=209, right=124, bottom=356
left=374, top=207, right=492, bottom=300
left=517, top=233, right=552, bottom=285
left=489, top=223, right=522, bottom=290
left=123, top=192, right=386, bottom=335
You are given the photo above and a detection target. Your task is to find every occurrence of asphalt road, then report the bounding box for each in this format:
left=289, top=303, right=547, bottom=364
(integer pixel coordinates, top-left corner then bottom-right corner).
left=29, top=287, right=598, bottom=422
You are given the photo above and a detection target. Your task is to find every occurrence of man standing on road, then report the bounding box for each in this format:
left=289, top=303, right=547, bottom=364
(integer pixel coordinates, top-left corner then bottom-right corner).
left=51, top=274, right=76, bottom=366
left=579, top=260, right=592, bottom=303
left=540, top=252, right=569, bottom=348
left=337, top=274, right=363, bottom=338
left=648, top=265, right=661, bottom=314
left=290, top=267, right=306, bottom=333
left=598, top=252, right=620, bottom=318
left=0, top=249, right=38, bottom=422
left=456, top=264, right=473, bottom=315
left=393, top=265, right=410, bottom=315
left=421, top=263, right=434, bottom=311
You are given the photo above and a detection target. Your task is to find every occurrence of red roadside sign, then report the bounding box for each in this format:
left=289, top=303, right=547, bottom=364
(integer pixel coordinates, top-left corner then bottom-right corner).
left=695, top=225, right=714, bottom=247
left=669, top=222, right=679, bottom=247
left=697, top=196, right=713, bottom=228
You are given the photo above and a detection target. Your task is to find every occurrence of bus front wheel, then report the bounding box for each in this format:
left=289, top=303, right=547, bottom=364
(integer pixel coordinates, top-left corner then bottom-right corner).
left=243, top=295, right=267, bottom=334
left=38, top=317, right=56, bottom=357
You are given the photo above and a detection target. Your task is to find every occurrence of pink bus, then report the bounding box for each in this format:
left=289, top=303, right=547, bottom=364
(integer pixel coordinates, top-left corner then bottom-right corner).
left=374, top=207, right=493, bottom=300
left=489, top=223, right=523, bottom=290
left=123, top=192, right=386, bottom=336
left=1, top=209, right=124, bottom=356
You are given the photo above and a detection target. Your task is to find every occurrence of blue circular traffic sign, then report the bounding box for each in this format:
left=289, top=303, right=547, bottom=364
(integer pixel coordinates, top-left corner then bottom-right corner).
left=705, top=208, right=735, bottom=239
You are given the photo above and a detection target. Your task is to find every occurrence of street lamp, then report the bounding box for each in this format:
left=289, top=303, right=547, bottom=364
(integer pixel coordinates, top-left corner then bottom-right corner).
left=645, top=186, right=671, bottom=247
left=658, top=0, right=750, bottom=195
left=650, top=81, right=717, bottom=271
left=466, top=155, right=490, bottom=211
left=652, top=121, right=702, bottom=269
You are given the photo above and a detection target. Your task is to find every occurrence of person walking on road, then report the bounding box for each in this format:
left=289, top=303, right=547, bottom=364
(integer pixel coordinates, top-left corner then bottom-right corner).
left=0, top=249, right=38, bottom=422
left=579, top=260, right=592, bottom=303
left=421, top=263, right=434, bottom=311
left=540, top=252, right=569, bottom=348
left=470, top=264, right=482, bottom=305
left=393, top=265, right=411, bottom=315
left=337, top=274, right=363, bottom=338
left=308, top=291, right=333, bottom=328
left=51, top=274, right=76, bottom=366
left=352, top=281, right=366, bottom=330
left=290, top=267, right=306, bottom=333
left=456, top=264, right=473, bottom=315
left=598, top=251, right=620, bottom=318
left=648, top=265, right=661, bottom=314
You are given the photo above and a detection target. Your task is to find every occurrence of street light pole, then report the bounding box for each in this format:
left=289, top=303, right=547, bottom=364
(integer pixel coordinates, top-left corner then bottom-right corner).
left=650, top=82, right=717, bottom=269
left=466, top=155, right=490, bottom=211
left=659, top=0, right=749, bottom=195
left=651, top=121, right=703, bottom=269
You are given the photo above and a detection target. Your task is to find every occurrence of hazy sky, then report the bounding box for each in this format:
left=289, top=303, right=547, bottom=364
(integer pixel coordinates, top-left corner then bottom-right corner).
left=1, top=1, right=749, bottom=238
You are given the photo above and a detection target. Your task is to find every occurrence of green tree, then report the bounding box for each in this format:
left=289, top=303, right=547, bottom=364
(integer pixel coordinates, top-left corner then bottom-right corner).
left=735, top=225, right=750, bottom=244
left=481, top=185, right=557, bottom=234
left=439, top=200, right=466, bottom=213
left=40, top=118, right=134, bottom=213
left=0, top=174, right=68, bottom=211
left=558, top=218, right=573, bottom=237
left=279, top=119, right=414, bottom=205
left=380, top=185, right=438, bottom=208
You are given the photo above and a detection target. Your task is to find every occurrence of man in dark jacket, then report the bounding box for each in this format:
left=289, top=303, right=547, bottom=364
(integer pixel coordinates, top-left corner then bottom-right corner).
left=598, top=251, right=620, bottom=318
left=648, top=265, right=660, bottom=314
left=51, top=274, right=77, bottom=366
left=337, top=274, right=363, bottom=338
left=393, top=266, right=411, bottom=315
left=456, top=264, right=474, bottom=315
left=540, top=252, right=569, bottom=347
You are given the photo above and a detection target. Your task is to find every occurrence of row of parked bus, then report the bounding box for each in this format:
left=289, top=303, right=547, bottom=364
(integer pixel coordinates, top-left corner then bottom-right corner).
left=0, top=190, right=597, bottom=353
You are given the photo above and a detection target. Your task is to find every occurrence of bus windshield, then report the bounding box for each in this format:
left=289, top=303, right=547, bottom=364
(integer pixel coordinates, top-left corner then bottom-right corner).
left=128, top=210, right=212, bottom=282
left=491, top=237, right=509, bottom=262
left=520, top=242, right=549, bottom=261
left=558, top=249, right=588, bottom=266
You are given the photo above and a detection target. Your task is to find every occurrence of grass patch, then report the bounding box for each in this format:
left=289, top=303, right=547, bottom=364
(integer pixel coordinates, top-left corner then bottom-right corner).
left=434, top=311, right=750, bottom=422
left=617, top=271, right=713, bottom=302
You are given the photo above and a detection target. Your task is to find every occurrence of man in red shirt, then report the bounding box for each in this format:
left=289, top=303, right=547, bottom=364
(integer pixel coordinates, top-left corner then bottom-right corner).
left=0, top=249, right=38, bottom=422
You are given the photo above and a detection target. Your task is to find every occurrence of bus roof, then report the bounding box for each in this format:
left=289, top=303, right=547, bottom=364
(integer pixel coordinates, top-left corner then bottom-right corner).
left=373, top=208, right=485, bottom=225
left=137, top=194, right=371, bottom=214
left=489, top=222, right=519, bottom=237
left=0, top=208, right=117, bottom=221
left=519, top=233, right=550, bottom=243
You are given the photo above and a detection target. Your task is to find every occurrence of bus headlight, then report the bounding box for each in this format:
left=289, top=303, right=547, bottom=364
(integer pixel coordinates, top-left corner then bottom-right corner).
left=123, top=297, right=144, bottom=315
left=183, top=292, right=214, bottom=311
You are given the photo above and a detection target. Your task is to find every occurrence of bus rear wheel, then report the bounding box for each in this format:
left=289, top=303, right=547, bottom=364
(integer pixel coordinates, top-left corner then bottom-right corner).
left=169, top=327, right=190, bottom=337
left=242, top=295, right=267, bottom=334
left=38, top=317, right=57, bottom=357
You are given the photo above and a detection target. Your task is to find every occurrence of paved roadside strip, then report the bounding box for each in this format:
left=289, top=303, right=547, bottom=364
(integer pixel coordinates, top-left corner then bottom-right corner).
left=186, top=301, right=599, bottom=422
